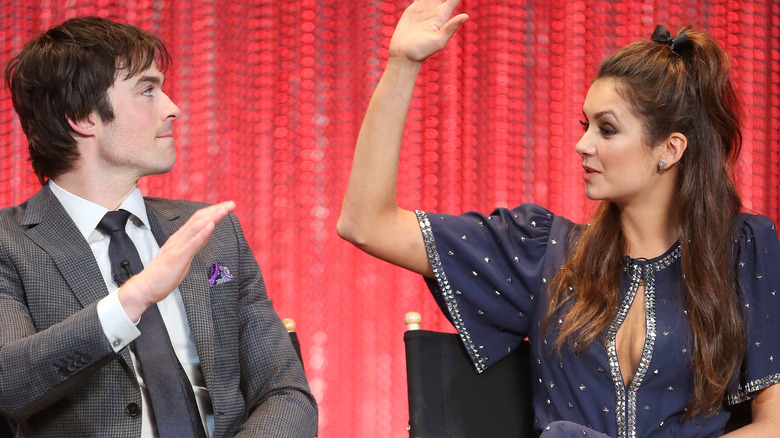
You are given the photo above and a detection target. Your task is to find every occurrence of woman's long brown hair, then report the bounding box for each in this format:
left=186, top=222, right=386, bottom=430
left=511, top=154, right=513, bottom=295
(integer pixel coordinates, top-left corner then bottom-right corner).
left=545, top=26, right=743, bottom=418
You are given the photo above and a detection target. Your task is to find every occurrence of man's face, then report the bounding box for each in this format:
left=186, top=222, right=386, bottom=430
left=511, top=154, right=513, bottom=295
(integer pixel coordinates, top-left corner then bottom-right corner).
left=92, top=61, right=181, bottom=180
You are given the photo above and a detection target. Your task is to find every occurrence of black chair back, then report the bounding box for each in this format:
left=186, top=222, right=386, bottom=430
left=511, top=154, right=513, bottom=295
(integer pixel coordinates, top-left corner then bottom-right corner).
left=404, top=329, right=535, bottom=438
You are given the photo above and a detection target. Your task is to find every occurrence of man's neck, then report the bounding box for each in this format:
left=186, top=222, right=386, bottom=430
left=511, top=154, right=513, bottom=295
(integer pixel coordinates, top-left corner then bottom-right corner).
left=53, top=172, right=139, bottom=211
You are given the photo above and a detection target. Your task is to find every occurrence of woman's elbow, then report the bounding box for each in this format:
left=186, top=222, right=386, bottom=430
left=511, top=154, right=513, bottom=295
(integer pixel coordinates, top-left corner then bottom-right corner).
left=336, top=214, right=363, bottom=246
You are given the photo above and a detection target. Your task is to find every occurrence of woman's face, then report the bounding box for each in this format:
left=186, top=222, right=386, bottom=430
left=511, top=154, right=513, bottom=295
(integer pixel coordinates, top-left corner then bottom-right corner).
left=575, top=79, right=662, bottom=206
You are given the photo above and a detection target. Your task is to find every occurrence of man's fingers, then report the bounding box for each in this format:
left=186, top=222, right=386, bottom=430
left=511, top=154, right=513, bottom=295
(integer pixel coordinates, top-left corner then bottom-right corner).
left=167, top=201, right=235, bottom=244
left=181, top=219, right=216, bottom=256
left=192, top=201, right=235, bottom=225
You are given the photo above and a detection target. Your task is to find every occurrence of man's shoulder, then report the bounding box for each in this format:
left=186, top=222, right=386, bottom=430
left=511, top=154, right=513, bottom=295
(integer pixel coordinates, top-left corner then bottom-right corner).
left=0, top=200, right=30, bottom=217
left=0, top=191, right=44, bottom=230
left=0, top=202, right=28, bottom=231
left=143, top=197, right=211, bottom=219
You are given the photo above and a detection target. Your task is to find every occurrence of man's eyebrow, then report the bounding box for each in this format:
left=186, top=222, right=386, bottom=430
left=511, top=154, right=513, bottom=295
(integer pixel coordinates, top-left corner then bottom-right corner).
left=133, top=75, right=163, bottom=89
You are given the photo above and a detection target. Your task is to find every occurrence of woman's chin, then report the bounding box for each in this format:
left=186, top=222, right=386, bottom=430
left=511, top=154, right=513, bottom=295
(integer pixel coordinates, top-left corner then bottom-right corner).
left=583, top=190, right=603, bottom=201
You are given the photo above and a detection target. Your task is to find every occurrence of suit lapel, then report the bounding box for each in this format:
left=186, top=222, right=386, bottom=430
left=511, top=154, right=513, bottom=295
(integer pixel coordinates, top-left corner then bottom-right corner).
left=145, top=202, right=216, bottom=380
left=23, top=186, right=110, bottom=309
left=23, top=186, right=136, bottom=368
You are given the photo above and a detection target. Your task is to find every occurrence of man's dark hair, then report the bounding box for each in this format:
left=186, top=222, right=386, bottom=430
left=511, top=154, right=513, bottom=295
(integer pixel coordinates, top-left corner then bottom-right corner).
left=4, top=16, right=170, bottom=184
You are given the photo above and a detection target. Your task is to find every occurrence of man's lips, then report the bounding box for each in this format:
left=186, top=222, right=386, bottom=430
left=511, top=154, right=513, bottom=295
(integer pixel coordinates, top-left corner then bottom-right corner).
left=157, top=125, right=174, bottom=138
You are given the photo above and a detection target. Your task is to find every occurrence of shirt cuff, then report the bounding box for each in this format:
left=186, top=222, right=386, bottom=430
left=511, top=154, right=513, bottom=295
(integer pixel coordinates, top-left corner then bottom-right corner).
left=97, top=290, right=141, bottom=352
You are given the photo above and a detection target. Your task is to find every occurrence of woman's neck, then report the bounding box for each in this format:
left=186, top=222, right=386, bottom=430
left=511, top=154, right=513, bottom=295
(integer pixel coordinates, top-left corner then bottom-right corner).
left=618, top=200, right=679, bottom=260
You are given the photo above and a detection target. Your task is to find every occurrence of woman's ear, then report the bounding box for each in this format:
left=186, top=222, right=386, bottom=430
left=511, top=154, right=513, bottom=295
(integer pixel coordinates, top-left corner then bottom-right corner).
left=658, top=132, right=688, bottom=170
left=66, top=112, right=97, bottom=138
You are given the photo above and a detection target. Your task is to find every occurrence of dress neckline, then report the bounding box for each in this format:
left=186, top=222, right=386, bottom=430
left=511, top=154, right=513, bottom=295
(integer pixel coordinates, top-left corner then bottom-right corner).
left=623, top=241, right=681, bottom=267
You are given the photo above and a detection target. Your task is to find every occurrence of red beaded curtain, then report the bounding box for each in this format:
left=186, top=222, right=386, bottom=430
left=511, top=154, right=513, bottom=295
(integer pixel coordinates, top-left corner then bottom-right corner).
left=1, top=0, right=778, bottom=435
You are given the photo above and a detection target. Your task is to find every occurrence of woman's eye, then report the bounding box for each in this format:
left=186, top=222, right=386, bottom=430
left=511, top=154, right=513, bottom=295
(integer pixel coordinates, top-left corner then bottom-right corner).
left=579, top=120, right=589, bottom=131
left=600, top=125, right=616, bottom=136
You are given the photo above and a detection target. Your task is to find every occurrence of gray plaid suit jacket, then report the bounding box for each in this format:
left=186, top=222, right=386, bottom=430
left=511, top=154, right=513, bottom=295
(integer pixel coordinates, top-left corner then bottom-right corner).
left=0, top=185, right=317, bottom=437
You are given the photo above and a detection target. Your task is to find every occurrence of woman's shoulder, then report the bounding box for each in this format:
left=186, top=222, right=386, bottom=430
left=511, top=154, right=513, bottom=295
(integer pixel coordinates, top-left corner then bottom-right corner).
left=489, top=203, right=579, bottom=228
left=423, top=203, right=560, bottom=237
left=732, top=212, right=778, bottom=239
left=731, top=212, right=780, bottom=277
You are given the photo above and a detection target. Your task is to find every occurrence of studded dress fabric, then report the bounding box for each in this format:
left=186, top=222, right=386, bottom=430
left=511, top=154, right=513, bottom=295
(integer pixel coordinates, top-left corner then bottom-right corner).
left=416, top=203, right=780, bottom=438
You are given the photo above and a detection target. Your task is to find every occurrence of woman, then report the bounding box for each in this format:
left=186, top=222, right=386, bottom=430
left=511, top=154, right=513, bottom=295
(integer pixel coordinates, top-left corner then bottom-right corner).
left=337, top=0, right=780, bottom=436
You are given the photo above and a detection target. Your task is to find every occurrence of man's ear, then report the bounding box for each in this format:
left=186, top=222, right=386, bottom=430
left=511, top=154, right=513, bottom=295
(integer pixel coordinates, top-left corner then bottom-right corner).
left=658, top=132, right=688, bottom=168
left=66, top=112, right=97, bottom=138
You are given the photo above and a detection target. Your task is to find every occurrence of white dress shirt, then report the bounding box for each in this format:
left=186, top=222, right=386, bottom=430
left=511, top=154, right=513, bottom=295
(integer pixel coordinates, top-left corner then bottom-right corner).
left=49, top=181, right=214, bottom=437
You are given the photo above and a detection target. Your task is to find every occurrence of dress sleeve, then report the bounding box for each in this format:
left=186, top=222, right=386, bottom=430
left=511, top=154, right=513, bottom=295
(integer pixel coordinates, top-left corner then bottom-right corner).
left=727, top=214, right=780, bottom=404
left=416, top=203, right=556, bottom=372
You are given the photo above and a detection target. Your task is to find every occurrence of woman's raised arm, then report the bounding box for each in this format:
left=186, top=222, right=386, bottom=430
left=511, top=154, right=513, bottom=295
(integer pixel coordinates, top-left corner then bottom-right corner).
left=337, top=0, right=467, bottom=277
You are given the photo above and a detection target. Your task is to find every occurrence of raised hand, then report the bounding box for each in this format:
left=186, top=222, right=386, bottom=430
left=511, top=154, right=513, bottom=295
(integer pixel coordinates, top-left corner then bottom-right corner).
left=118, top=200, right=235, bottom=321
left=389, top=0, right=468, bottom=62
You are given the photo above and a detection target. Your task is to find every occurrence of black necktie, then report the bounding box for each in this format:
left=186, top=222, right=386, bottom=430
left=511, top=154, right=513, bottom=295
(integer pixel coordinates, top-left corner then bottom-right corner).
left=97, top=210, right=207, bottom=438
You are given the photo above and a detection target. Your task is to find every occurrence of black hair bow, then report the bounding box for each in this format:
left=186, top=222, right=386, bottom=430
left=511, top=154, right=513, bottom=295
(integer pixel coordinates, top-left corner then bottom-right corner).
left=650, top=24, right=692, bottom=55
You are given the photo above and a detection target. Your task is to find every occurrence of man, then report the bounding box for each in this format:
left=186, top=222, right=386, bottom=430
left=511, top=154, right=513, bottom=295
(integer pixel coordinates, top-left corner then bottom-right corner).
left=0, top=16, right=317, bottom=437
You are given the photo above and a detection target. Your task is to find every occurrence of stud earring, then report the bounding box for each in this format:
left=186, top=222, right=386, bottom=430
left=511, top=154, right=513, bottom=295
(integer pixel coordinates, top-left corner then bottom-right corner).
left=659, top=159, right=667, bottom=171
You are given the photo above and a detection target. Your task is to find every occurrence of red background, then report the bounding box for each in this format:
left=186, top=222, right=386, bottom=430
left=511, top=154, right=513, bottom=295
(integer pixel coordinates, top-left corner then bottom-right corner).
left=2, top=1, right=778, bottom=436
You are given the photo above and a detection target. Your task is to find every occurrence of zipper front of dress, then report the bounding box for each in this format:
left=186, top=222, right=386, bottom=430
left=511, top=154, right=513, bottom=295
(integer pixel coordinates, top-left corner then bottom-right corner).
left=606, top=246, right=680, bottom=438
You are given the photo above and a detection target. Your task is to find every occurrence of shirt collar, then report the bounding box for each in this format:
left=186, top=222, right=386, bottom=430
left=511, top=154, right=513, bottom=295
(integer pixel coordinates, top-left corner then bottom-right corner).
left=49, top=180, right=150, bottom=240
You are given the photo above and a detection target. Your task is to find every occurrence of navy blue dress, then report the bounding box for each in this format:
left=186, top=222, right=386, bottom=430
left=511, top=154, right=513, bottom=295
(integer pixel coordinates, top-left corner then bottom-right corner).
left=416, top=204, right=780, bottom=438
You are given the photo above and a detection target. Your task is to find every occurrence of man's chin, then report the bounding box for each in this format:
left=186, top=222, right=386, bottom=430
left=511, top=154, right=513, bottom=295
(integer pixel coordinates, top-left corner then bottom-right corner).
left=148, top=156, right=176, bottom=176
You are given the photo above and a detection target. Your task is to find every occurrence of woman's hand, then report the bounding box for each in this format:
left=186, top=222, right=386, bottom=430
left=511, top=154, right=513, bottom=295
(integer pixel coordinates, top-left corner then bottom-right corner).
left=389, top=0, right=468, bottom=63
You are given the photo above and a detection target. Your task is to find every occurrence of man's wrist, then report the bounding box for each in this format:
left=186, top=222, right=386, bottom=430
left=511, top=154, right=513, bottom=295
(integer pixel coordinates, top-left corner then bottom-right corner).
left=97, top=293, right=141, bottom=351
left=116, top=275, right=154, bottom=322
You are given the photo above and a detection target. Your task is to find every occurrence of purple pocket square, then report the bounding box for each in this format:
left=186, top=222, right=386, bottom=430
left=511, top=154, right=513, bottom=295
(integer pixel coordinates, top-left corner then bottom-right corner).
left=209, top=263, right=235, bottom=286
